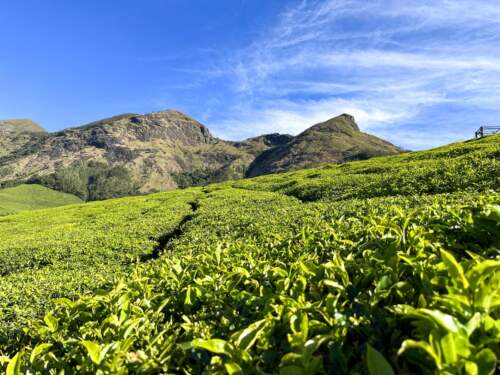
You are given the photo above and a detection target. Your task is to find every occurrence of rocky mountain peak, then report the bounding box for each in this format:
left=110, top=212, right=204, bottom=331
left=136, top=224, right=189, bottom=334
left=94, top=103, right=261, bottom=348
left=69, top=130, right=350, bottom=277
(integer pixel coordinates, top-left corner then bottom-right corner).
left=304, top=113, right=360, bottom=135
left=246, top=114, right=399, bottom=177
left=65, top=110, right=214, bottom=147
left=138, top=109, right=214, bottom=144
left=146, top=109, right=195, bottom=121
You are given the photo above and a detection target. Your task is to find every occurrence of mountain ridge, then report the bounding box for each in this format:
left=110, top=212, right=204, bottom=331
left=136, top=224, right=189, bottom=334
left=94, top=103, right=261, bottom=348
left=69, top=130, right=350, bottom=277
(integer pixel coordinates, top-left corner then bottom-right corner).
left=0, top=110, right=401, bottom=199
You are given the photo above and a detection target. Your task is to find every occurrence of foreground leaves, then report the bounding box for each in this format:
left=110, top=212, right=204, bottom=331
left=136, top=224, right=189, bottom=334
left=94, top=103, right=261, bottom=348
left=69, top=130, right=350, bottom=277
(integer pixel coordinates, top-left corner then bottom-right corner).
left=0, top=134, right=499, bottom=373
left=1, top=190, right=498, bottom=374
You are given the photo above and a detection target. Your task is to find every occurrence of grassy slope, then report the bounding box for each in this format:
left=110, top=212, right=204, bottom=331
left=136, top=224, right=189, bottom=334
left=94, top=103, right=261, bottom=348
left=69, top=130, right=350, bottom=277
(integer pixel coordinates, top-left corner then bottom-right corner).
left=0, top=184, right=82, bottom=215
left=0, top=135, right=498, bottom=373
left=227, top=134, right=499, bottom=201
left=0, top=119, right=46, bottom=133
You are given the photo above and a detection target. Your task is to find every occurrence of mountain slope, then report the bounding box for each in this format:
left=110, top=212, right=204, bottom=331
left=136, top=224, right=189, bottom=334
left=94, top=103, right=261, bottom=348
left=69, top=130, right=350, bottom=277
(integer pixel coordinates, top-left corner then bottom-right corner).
left=246, top=114, right=401, bottom=177
left=0, top=111, right=400, bottom=199
left=0, top=110, right=257, bottom=195
left=232, top=133, right=294, bottom=156
left=0, top=184, right=82, bottom=215
left=0, top=119, right=47, bottom=157
left=232, top=133, right=499, bottom=201
left=0, top=119, right=46, bottom=133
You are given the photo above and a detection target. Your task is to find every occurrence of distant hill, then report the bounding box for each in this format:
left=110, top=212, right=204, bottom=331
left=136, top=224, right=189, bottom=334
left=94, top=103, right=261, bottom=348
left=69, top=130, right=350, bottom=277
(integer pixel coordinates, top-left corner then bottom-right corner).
left=0, top=110, right=400, bottom=200
left=0, top=184, right=82, bottom=215
left=246, top=114, right=401, bottom=177
left=0, top=118, right=46, bottom=133
left=0, top=118, right=47, bottom=157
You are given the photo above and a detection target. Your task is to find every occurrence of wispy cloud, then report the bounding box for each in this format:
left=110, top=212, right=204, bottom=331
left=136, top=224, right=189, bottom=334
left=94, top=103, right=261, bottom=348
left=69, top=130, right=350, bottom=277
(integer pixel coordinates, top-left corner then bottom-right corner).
left=186, top=0, right=500, bottom=149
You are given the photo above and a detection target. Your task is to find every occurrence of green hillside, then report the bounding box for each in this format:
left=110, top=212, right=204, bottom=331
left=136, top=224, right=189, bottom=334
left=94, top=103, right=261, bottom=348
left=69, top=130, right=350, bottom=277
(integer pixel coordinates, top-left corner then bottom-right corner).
left=0, top=184, right=82, bottom=215
left=0, top=135, right=498, bottom=374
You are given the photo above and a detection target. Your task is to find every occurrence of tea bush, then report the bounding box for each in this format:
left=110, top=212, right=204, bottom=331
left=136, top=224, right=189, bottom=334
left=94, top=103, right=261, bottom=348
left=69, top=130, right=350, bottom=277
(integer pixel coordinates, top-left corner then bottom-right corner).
left=0, top=189, right=200, bottom=349
left=0, top=135, right=499, bottom=374
left=3, top=191, right=498, bottom=374
left=226, top=135, right=499, bottom=201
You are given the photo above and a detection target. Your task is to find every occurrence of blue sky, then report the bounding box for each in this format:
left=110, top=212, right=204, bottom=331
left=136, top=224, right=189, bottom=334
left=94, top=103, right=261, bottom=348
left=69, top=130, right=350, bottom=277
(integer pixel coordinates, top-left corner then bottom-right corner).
left=1, top=0, right=500, bottom=149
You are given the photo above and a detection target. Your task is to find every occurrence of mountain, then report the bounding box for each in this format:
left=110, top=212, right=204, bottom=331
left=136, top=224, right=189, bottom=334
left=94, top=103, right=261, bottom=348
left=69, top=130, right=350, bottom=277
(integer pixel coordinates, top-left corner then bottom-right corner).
left=0, top=111, right=259, bottom=198
left=246, top=114, right=401, bottom=177
left=0, top=119, right=47, bottom=157
left=232, top=133, right=294, bottom=156
left=0, top=110, right=400, bottom=200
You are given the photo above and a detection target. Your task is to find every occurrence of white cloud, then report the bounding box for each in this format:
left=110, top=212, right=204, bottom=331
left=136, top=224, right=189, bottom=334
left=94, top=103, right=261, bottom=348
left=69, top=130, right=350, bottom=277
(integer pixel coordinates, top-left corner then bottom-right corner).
left=199, top=0, right=500, bottom=149
left=212, top=97, right=414, bottom=140
left=316, top=51, right=500, bottom=71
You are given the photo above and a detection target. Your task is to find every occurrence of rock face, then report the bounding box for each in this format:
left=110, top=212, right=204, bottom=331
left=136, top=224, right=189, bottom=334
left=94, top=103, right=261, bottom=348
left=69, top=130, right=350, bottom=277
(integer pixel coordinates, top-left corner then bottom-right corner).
left=246, top=114, right=401, bottom=177
left=0, top=111, right=401, bottom=199
left=0, top=110, right=260, bottom=192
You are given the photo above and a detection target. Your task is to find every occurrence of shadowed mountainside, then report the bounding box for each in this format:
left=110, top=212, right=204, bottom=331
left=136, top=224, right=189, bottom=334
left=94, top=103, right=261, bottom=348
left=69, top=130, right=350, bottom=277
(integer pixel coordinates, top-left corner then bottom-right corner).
left=246, top=114, right=401, bottom=177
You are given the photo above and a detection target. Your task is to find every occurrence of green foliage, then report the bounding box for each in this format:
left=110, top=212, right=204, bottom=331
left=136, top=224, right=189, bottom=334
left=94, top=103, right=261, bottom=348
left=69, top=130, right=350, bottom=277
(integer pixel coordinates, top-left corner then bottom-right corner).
left=0, top=184, right=81, bottom=215
left=367, top=344, right=395, bottom=375
left=0, top=189, right=201, bottom=349
left=31, top=160, right=140, bottom=201
left=1, top=191, right=498, bottom=374
left=172, top=168, right=229, bottom=188
left=0, top=134, right=499, bottom=373
left=396, top=245, right=500, bottom=374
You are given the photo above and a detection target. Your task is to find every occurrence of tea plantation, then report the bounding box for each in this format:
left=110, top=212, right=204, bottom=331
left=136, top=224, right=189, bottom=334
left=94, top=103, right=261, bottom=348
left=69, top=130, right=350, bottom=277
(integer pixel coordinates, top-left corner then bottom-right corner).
left=0, top=185, right=81, bottom=216
left=0, top=135, right=499, bottom=374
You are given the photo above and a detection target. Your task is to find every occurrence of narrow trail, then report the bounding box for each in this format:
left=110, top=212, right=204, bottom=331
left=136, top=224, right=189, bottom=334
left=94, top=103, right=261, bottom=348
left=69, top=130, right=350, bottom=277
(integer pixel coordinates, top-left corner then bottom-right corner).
left=141, top=193, right=205, bottom=262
